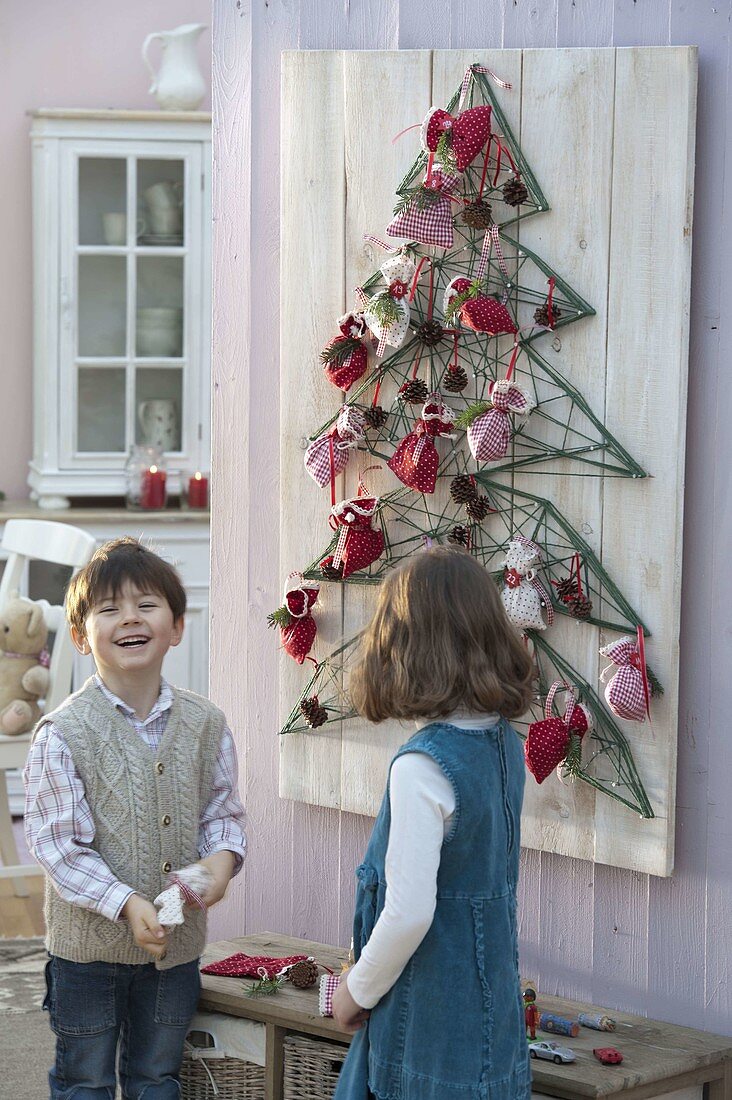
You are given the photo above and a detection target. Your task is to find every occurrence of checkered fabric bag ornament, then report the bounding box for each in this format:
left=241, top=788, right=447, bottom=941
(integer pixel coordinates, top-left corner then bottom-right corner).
left=443, top=276, right=517, bottom=337
left=421, top=104, right=493, bottom=172
left=387, top=393, right=455, bottom=494
left=304, top=404, right=366, bottom=488
left=387, top=165, right=462, bottom=249
left=276, top=573, right=320, bottom=665
left=600, top=627, right=651, bottom=722
left=320, top=470, right=385, bottom=579
left=525, top=680, right=593, bottom=783
left=501, top=536, right=554, bottom=631
left=363, top=248, right=417, bottom=356
left=321, top=313, right=370, bottom=392
left=465, top=378, right=534, bottom=462
left=319, top=973, right=341, bottom=1017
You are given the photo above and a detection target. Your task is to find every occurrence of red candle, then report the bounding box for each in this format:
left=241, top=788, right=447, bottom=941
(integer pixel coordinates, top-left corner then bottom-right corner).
left=187, top=471, right=209, bottom=509
left=141, top=466, right=166, bottom=509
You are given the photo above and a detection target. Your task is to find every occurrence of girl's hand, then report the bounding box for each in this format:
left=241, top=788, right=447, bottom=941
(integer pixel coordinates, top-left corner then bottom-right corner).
left=332, top=977, right=370, bottom=1033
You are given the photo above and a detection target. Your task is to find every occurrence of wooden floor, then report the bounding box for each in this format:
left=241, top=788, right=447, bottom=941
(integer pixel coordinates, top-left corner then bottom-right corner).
left=0, top=876, right=45, bottom=938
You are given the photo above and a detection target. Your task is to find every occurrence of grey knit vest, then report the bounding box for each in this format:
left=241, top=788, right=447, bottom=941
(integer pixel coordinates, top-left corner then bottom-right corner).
left=35, top=678, right=223, bottom=970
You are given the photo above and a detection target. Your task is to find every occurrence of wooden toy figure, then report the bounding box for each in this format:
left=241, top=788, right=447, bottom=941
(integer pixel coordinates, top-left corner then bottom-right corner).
left=524, top=987, right=540, bottom=1040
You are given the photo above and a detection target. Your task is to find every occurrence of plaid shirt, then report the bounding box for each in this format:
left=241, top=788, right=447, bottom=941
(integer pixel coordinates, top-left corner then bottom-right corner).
left=23, top=676, right=247, bottom=922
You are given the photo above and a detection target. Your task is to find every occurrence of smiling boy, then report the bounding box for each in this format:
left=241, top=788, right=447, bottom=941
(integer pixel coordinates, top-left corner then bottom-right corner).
left=23, top=536, right=247, bottom=1100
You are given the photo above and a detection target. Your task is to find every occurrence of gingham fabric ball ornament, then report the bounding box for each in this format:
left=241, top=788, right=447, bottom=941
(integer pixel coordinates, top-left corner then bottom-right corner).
left=465, top=379, right=535, bottom=462
left=319, top=493, right=384, bottom=579
left=387, top=393, right=455, bottom=494
left=443, top=276, right=517, bottom=337
left=421, top=104, right=493, bottom=171
left=363, top=251, right=417, bottom=355
left=501, top=536, right=554, bottom=631
left=268, top=573, right=320, bottom=665
left=304, top=404, right=366, bottom=488
left=387, top=166, right=462, bottom=249
left=320, top=312, right=369, bottom=392
left=600, top=629, right=651, bottom=722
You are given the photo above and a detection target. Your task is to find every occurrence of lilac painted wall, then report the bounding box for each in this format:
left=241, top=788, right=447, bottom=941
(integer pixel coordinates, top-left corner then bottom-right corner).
left=0, top=0, right=211, bottom=501
left=211, top=0, right=732, bottom=1039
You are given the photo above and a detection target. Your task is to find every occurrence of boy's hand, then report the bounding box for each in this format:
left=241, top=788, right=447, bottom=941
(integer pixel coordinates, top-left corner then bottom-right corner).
left=332, top=977, right=370, bottom=1033
left=122, top=894, right=168, bottom=959
left=196, top=851, right=236, bottom=908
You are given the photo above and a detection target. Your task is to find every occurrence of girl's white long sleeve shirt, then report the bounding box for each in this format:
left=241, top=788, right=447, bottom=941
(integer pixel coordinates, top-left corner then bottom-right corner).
left=346, top=713, right=499, bottom=1011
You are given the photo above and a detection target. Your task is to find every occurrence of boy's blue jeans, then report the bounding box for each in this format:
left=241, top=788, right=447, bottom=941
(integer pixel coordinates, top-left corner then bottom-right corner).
left=43, top=954, right=200, bottom=1099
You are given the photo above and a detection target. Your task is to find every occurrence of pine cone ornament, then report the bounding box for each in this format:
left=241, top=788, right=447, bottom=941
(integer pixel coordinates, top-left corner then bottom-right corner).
left=533, top=302, right=563, bottom=328
left=503, top=177, right=528, bottom=207
left=299, top=697, right=328, bottom=729
left=398, top=378, right=430, bottom=404
left=466, top=494, right=492, bottom=522
left=416, top=319, right=444, bottom=347
left=554, top=577, right=576, bottom=603
left=568, top=594, right=593, bottom=620
left=442, top=365, right=469, bottom=393
left=450, top=475, right=478, bottom=504
left=461, top=200, right=493, bottom=229
left=288, top=959, right=319, bottom=989
left=363, top=405, right=389, bottom=431
left=320, top=562, right=344, bottom=581
left=448, top=525, right=471, bottom=547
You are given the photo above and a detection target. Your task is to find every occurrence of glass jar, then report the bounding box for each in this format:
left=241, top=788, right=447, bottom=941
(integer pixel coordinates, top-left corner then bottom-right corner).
left=125, top=445, right=167, bottom=510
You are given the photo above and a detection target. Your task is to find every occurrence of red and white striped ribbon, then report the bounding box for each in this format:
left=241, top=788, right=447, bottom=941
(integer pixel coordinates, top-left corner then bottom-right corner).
left=476, top=224, right=510, bottom=284
left=458, top=64, right=512, bottom=111
left=544, top=679, right=577, bottom=726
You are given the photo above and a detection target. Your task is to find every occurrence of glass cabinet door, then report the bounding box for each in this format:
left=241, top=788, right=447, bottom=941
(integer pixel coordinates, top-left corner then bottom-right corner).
left=64, top=142, right=200, bottom=467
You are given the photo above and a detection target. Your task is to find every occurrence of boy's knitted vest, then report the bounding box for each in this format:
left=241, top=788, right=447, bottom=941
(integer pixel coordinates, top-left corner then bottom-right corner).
left=35, top=678, right=223, bottom=970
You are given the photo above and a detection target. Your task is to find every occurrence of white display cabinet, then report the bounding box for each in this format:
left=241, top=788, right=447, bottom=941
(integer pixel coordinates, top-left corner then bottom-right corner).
left=28, top=110, right=212, bottom=508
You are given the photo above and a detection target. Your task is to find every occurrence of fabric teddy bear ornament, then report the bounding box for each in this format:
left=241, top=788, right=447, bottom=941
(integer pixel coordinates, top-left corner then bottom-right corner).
left=600, top=626, right=651, bottom=722
left=525, top=680, right=593, bottom=784
left=304, top=404, right=366, bottom=489
left=320, top=471, right=385, bottom=580
left=387, top=393, right=455, bottom=494
left=268, top=573, right=320, bottom=665
left=320, top=312, right=370, bottom=393
left=443, top=276, right=517, bottom=337
left=501, top=536, right=554, bottom=631
left=421, top=103, right=493, bottom=172
left=387, top=164, right=463, bottom=250
left=362, top=249, right=417, bottom=357
left=0, top=595, right=50, bottom=736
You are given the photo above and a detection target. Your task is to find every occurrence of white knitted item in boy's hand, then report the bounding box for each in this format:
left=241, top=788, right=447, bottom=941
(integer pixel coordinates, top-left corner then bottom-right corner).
left=154, top=884, right=185, bottom=926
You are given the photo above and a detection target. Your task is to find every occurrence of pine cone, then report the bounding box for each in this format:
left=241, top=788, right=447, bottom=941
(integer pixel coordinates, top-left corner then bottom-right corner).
left=300, top=697, right=328, bottom=729
left=503, top=177, right=528, bottom=207
left=398, top=378, right=429, bottom=404
left=320, top=561, right=344, bottom=581
left=450, top=475, right=478, bottom=504
left=416, top=319, right=444, bottom=347
left=448, top=525, right=471, bottom=547
left=363, top=405, right=388, bottom=430
left=533, top=302, right=563, bottom=328
left=442, top=366, right=468, bottom=393
left=288, top=959, right=319, bottom=989
left=568, top=595, right=593, bottom=620
left=461, top=200, right=493, bottom=229
left=466, top=495, right=492, bottom=522
left=554, top=577, right=577, bottom=603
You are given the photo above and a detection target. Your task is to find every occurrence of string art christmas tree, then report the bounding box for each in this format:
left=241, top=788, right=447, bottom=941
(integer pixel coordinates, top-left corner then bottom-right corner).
left=273, top=64, right=656, bottom=820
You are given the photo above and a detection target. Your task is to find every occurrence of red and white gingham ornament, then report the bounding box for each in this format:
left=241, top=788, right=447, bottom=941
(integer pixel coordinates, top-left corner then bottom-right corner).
left=600, top=627, right=651, bottom=722
left=525, top=680, right=592, bottom=783
left=386, top=165, right=462, bottom=249
left=467, top=377, right=534, bottom=462
left=420, top=104, right=493, bottom=172
left=501, top=536, right=554, bottom=631
left=443, top=276, right=517, bottom=337
left=280, top=573, right=320, bottom=665
left=304, top=405, right=366, bottom=489
left=362, top=248, right=417, bottom=356
left=322, top=313, right=369, bottom=392
left=320, top=472, right=384, bottom=579
left=387, top=393, right=455, bottom=494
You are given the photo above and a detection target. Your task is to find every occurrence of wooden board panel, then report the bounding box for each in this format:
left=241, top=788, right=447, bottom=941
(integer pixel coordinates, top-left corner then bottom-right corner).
left=279, top=48, right=696, bottom=875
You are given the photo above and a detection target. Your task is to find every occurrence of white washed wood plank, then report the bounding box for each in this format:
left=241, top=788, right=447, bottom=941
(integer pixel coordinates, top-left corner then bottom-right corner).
left=503, top=0, right=558, bottom=48
left=515, top=48, right=615, bottom=864
left=595, top=46, right=697, bottom=875
left=279, top=51, right=347, bottom=808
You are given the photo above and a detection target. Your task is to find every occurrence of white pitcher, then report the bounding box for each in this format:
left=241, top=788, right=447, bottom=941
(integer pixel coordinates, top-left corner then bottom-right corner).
left=142, top=23, right=207, bottom=111
left=138, top=400, right=178, bottom=452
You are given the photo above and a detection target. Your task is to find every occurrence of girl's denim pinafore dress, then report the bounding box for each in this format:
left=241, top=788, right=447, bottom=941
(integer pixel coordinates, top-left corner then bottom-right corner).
left=335, top=720, right=531, bottom=1100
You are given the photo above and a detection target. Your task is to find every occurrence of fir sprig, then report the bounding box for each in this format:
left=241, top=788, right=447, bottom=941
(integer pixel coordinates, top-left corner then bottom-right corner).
left=247, top=974, right=287, bottom=997
left=367, top=291, right=401, bottom=328
left=436, top=130, right=457, bottom=172
left=454, top=401, right=491, bottom=430
left=445, top=279, right=483, bottom=325
left=267, top=606, right=292, bottom=629
left=560, top=733, right=584, bottom=779
left=646, top=665, right=664, bottom=699
left=320, top=336, right=362, bottom=368
left=392, top=185, right=442, bottom=218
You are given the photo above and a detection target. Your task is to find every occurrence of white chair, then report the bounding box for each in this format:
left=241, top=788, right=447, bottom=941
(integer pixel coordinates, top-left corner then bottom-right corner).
left=0, top=519, right=97, bottom=895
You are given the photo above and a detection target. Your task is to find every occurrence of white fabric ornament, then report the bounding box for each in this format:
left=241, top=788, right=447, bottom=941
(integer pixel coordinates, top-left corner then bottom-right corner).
left=500, top=536, right=554, bottom=631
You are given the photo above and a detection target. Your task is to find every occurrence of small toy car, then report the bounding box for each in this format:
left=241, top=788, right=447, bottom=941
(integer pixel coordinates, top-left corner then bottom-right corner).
left=593, top=1046, right=624, bottom=1065
left=528, top=1040, right=576, bottom=1064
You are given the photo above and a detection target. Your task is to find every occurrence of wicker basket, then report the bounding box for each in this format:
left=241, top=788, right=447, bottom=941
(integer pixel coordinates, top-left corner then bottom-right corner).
left=180, top=1030, right=265, bottom=1100
left=283, top=1033, right=348, bottom=1100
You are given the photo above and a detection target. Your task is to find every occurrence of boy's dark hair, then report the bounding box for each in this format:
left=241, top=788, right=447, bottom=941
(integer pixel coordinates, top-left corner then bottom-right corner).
left=65, top=537, right=187, bottom=634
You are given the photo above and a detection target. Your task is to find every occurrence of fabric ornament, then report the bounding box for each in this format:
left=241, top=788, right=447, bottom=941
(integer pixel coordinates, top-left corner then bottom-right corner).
left=321, top=313, right=369, bottom=392
left=387, top=165, right=462, bottom=249
left=201, top=953, right=309, bottom=979
left=304, top=404, right=366, bottom=488
left=421, top=104, right=493, bottom=172
left=443, top=276, right=517, bottom=337
left=600, top=627, right=651, bottom=722
left=525, top=680, right=593, bottom=784
left=363, top=250, right=417, bottom=356
left=270, top=572, right=320, bottom=665
left=153, top=863, right=213, bottom=926
left=319, top=973, right=341, bottom=1017
left=387, top=393, right=455, bottom=494
left=320, top=475, right=384, bottom=579
left=501, top=536, right=554, bottom=631
left=464, top=378, right=535, bottom=462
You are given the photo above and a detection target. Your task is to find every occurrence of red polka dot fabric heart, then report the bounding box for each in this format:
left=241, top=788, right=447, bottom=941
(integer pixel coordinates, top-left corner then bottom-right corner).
left=525, top=717, right=570, bottom=783
left=461, top=295, right=517, bottom=336
left=388, top=395, right=455, bottom=494
left=421, top=105, right=493, bottom=171
left=201, top=953, right=308, bottom=979
left=280, top=574, right=319, bottom=665
left=323, top=336, right=368, bottom=392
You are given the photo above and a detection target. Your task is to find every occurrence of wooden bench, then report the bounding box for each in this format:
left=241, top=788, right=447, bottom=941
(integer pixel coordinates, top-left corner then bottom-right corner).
left=199, top=933, right=732, bottom=1100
